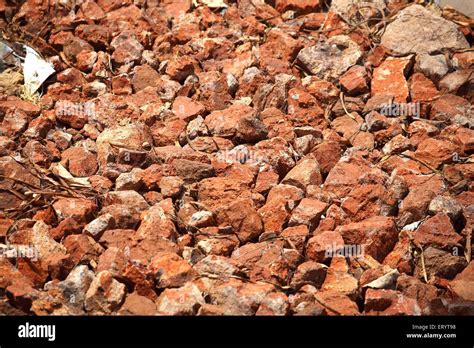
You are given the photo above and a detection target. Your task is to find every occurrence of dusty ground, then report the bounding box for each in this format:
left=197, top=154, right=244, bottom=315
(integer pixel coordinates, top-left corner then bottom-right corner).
left=0, top=0, right=473, bottom=316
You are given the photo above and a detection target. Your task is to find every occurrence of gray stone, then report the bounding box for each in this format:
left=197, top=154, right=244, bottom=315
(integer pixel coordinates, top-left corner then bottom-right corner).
left=428, top=196, right=463, bottom=223
left=115, top=168, right=144, bottom=191
left=156, top=283, right=205, bottom=315
left=439, top=70, right=472, bottom=93
left=85, top=271, right=127, bottom=314
left=381, top=5, right=469, bottom=56
left=296, top=35, right=362, bottom=81
left=417, top=54, right=449, bottom=81
left=330, top=0, right=387, bottom=22
left=96, top=123, right=154, bottom=170
left=54, top=265, right=94, bottom=309
left=84, top=213, right=116, bottom=240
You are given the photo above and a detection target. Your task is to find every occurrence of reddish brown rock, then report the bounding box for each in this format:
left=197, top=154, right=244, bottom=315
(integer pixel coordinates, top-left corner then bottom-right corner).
left=118, top=293, right=158, bottom=315
left=383, top=232, right=413, bottom=274
left=274, top=0, right=321, bottom=14
left=165, top=56, right=195, bottom=82
left=172, top=159, right=215, bottom=184
left=24, top=115, right=54, bottom=139
left=409, top=72, right=440, bottom=102
left=281, top=157, right=322, bottom=191
left=6, top=283, right=40, bottom=312
left=53, top=198, right=97, bottom=225
left=311, top=141, right=344, bottom=176
left=258, top=184, right=303, bottom=234
left=398, top=186, right=437, bottom=225
left=111, top=34, right=144, bottom=65
left=324, top=161, right=371, bottom=198
left=414, top=213, right=463, bottom=250
left=258, top=108, right=294, bottom=142
left=97, top=247, right=128, bottom=278
left=450, top=261, right=474, bottom=302
left=396, top=274, right=443, bottom=315
left=158, top=176, right=184, bottom=198
left=303, top=76, right=339, bottom=103
left=57, top=68, right=87, bottom=87
left=259, top=28, right=303, bottom=63
left=414, top=247, right=467, bottom=280
left=430, top=95, right=470, bottom=123
left=289, top=198, right=327, bottom=230
left=336, top=216, right=398, bottom=262
left=0, top=258, right=33, bottom=291
left=339, top=65, right=369, bottom=95
left=321, top=256, right=358, bottom=299
left=290, top=261, right=327, bottom=290
left=76, top=50, right=98, bottom=72
left=63, top=234, right=104, bottom=266
left=232, top=240, right=301, bottom=285
left=371, top=56, right=413, bottom=103
left=198, top=177, right=252, bottom=210
left=214, top=198, right=263, bottom=243
left=80, top=1, right=106, bottom=20
left=136, top=204, right=177, bottom=242
left=287, top=88, right=325, bottom=128
left=76, top=25, right=111, bottom=47
left=314, top=290, right=360, bottom=315
left=306, top=230, right=345, bottom=263
left=62, top=37, right=94, bottom=63
left=131, top=64, right=162, bottom=92
left=453, top=127, right=474, bottom=155
left=1, top=108, right=28, bottom=136
left=1, top=0, right=472, bottom=318
left=96, top=123, right=154, bottom=172
left=414, top=138, right=458, bottom=169
left=280, top=225, right=310, bottom=254
left=54, top=101, right=89, bottom=130
left=112, top=75, right=133, bottom=95
left=22, top=141, right=52, bottom=168
left=205, top=104, right=267, bottom=143
left=254, top=170, right=279, bottom=194
left=122, top=261, right=157, bottom=301
left=382, top=134, right=413, bottom=155
left=195, top=234, right=239, bottom=257
left=341, top=184, right=397, bottom=222
left=0, top=217, right=14, bottom=240
left=258, top=199, right=290, bottom=235
left=172, top=96, right=205, bottom=122
left=364, top=289, right=420, bottom=315
left=61, top=147, right=98, bottom=177
left=290, top=291, right=327, bottom=315
left=148, top=252, right=197, bottom=289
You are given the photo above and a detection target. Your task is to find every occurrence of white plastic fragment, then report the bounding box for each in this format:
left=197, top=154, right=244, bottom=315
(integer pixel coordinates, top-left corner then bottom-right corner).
left=23, top=46, right=55, bottom=94
left=194, top=0, right=228, bottom=8
left=403, top=220, right=422, bottom=231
